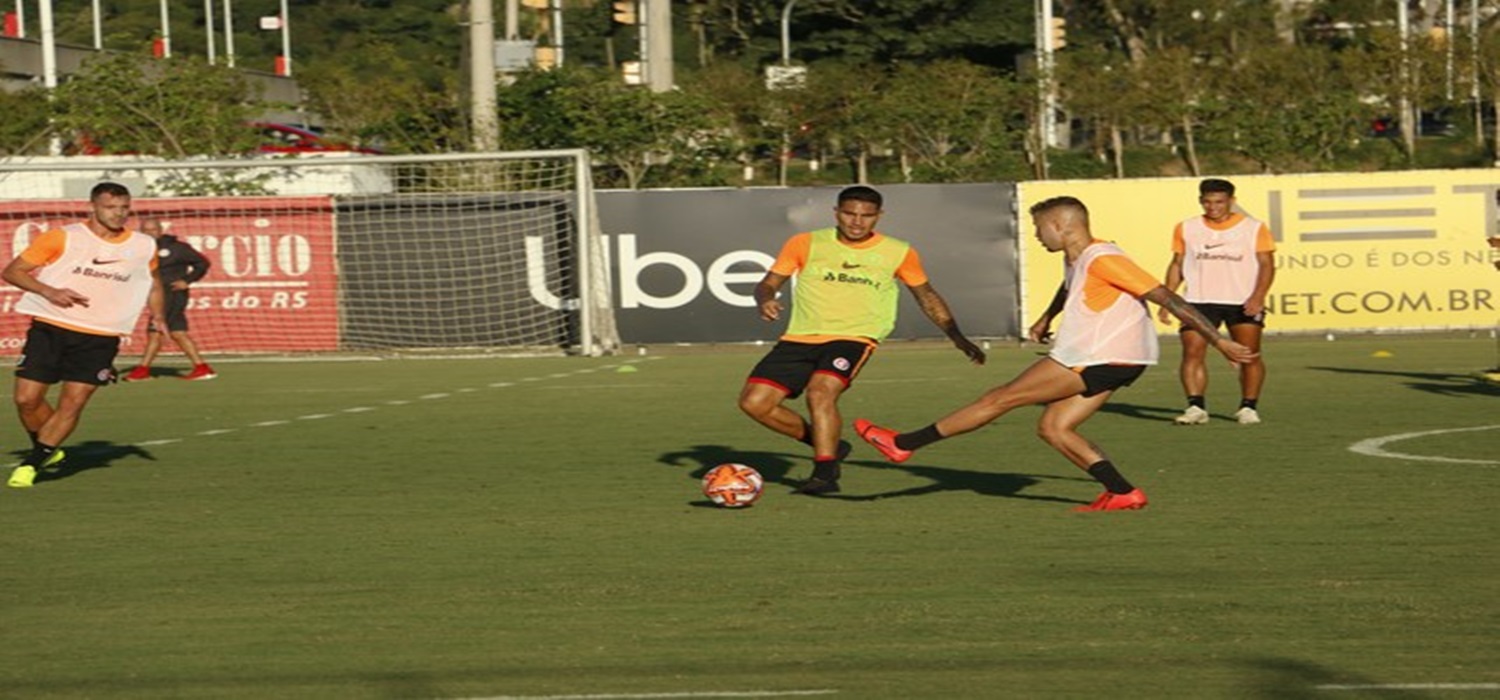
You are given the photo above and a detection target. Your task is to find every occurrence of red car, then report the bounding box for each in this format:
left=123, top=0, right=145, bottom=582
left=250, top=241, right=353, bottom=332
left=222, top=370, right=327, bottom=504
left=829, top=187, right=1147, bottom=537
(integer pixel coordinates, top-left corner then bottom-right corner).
left=251, top=122, right=382, bottom=154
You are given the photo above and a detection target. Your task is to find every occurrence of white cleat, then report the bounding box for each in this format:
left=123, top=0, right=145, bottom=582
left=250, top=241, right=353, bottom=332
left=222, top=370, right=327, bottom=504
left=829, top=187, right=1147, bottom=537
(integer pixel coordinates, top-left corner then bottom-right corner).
left=1235, top=407, right=1262, bottom=425
left=1173, top=405, right=1210, bottom=425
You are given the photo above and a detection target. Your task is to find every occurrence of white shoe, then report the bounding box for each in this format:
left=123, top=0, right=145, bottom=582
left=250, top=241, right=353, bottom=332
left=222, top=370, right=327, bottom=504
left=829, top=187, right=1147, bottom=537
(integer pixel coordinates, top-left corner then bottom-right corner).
left=1235, top=407, right=1261, bottom=425
left=1173, top=405, right=1210, bottom=425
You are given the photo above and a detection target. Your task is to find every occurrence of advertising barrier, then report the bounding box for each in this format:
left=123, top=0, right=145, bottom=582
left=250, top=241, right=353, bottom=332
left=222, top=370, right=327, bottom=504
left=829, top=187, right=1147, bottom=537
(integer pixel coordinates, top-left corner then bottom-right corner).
left=1019, top=170, right=1500, bottom=333
left=0, top=196, right=339, bottom=354
left=596, top=184, right=1020, bottom=344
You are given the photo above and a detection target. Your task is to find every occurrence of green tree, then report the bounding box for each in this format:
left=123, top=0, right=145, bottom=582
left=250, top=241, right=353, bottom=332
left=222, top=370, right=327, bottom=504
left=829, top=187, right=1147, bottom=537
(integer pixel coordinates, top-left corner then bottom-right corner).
left=299, top=43, right=465, bottom=154
left=678, top=63, right=783, bottom=183
left=51, top=52, right=270, bottom=158
left=878, top=59, right=1025, bottom=182
left=496, top=66, right=725, bottom=189
left=1201, top=45, right=1369, bottom=172
left=0, top=86, right=54, bottom=156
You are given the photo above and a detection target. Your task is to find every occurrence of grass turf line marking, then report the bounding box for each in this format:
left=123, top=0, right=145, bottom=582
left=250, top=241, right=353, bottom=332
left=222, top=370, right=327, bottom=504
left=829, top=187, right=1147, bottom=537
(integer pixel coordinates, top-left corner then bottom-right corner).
left=1317, top=683, right=1500, bottom=690
left=132, top=364, right=632, bottom=451
left=1348, top=424, right=1500, bottom=465
left=459, top=691, right=838, bottom=699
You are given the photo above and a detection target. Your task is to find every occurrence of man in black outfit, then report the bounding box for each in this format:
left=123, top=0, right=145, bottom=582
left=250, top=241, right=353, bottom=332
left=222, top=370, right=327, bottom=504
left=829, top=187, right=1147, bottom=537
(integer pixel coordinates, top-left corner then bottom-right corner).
left=123, top=218, right=218, bottom=381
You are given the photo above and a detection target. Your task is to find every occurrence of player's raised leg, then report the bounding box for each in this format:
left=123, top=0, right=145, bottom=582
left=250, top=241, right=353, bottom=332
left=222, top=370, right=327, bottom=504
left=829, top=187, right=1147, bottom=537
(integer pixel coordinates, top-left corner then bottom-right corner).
left=856, top=357, right=1084, bottom=462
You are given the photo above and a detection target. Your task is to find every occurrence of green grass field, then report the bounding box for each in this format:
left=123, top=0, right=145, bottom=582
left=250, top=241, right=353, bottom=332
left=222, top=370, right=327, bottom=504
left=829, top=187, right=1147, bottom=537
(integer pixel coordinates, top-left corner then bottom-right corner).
left=2, top=333, right=1497, bottom=699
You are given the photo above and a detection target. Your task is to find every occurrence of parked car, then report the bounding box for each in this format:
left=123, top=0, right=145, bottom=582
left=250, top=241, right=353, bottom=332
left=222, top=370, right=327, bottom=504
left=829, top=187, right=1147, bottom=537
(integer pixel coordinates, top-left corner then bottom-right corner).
left=250, top=122, right=382, bottom=154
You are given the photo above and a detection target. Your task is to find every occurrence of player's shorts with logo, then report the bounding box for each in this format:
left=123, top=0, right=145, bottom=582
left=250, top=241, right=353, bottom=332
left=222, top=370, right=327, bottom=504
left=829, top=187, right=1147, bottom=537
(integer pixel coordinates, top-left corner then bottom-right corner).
left=747, top=339, right=874, bottom=398
left=15, top=320, right=121, bottom=386
left=1184, top=302, right=1265, bottom=329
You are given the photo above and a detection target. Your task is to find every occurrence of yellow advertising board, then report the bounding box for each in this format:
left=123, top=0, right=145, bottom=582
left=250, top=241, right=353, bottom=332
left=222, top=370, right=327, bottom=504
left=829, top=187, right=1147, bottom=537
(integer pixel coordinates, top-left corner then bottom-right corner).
left=1018, top=170, right=1500, bottom=333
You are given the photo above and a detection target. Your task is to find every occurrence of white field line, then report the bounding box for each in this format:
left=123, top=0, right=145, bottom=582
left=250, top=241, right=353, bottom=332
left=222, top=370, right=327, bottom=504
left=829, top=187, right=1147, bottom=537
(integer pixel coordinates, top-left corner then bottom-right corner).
left=453, top=690, right=838, bottom=700
left=131, top=358, right=660, bottom=448
left=1348, top=424, right=1500, bottom=465
left=1317, top=683, right=1500, bottom=691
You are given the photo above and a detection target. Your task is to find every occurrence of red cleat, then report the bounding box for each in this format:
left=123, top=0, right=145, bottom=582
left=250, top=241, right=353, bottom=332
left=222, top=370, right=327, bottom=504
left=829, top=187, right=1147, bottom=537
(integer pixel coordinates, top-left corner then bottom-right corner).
left=853, top=418, right=913, bottom=463
left=122, top=365, right=152, bottom=382
left=183, top=364, right=218, bottom=381
left=1073, top=488, right=1148, bottom=512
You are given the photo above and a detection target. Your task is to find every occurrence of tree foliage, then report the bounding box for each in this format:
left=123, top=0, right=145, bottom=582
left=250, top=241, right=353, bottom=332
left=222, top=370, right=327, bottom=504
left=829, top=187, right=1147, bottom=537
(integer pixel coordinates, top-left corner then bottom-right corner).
left=51, top=53, right=267, bottom=158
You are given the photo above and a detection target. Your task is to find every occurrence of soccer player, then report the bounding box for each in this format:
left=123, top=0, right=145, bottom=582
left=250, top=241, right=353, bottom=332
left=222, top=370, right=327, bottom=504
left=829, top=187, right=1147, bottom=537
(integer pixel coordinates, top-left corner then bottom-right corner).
left=1158, top=178, right=1276, bottom=425
left=4, top=182, right=166, bottom=488
left=123, top=217, right=217, bottom=381
left=739, top=185, right=986, bottom=495
left=854, top=196, right=1257, bottom=511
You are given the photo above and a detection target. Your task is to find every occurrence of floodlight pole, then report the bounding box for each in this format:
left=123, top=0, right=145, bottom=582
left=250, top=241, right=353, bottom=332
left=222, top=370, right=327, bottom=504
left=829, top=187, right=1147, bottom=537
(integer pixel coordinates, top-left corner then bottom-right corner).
left=223, top=0, right=236, bottom=68
left=279, top=0, right=292, bottom=76
left=205, top=0, right=216, bottom=64
left=780, top=0, right=797, bottom=66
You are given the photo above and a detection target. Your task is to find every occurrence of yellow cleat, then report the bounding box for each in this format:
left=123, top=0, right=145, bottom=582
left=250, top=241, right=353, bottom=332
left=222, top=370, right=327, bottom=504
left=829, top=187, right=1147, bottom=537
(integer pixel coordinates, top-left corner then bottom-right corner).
left=39, top=448, right=66, bottom=470
left=7, top=465, right=37, bottom=489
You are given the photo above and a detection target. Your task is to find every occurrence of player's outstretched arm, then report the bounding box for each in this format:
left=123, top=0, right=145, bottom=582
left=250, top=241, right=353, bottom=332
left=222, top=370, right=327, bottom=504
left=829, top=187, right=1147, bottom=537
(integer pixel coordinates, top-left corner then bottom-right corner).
left=907, top=282, right=985, bottom=365
left=1143, top=286, right=1258, bottom=365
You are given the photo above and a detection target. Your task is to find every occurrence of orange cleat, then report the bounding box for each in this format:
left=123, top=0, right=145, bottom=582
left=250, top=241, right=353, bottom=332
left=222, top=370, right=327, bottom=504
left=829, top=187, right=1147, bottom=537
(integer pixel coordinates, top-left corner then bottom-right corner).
left=1073, top=488, right=1148, bottom=512
left=853, top=418, right=912, bottom=463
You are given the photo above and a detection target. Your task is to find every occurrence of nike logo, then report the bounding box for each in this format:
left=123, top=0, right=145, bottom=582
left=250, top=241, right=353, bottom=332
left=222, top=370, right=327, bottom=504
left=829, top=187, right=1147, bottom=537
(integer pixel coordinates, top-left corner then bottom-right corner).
left=1203, top=243, right=1227, bottom=250
left=92, top=258, right=123, bottom=265
left=841, top=262, right=862, bottom=269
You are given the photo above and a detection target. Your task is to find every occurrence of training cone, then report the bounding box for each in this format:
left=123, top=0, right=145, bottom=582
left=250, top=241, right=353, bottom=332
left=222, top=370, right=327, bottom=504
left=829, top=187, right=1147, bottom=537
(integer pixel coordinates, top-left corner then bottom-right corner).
left=616, top=365, right=639, bottom=373
left=1371, top=350, right=1393, bottom=358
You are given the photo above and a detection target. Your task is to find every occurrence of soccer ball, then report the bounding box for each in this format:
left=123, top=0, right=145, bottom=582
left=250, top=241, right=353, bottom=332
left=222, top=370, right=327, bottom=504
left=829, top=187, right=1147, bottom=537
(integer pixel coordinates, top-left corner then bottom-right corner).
left=701, top=463, right=764, bottom=508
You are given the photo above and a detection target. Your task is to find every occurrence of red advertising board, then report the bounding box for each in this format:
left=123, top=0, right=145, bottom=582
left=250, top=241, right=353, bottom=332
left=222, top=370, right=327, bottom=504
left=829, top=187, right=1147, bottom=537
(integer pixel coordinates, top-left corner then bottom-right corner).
left=0, top=196, right=339, bottom=354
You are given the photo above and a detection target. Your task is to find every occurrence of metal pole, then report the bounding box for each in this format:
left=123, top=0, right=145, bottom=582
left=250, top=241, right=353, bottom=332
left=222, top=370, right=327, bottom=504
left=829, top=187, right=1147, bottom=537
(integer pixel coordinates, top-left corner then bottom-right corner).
left=41, top=0, right=58, bottom=154
left=470, top=0, right=499, bottom=151
left=1036, top=0, right=1054, bottom=176
left=1398, top=0, right=1413, bottom=149
left=159, top=0, right=171, bottom=57
left=646, top=0, right=672, bottom=90
left=223, top=0, right=235, bottom=68
left=551, top=0, right=564, bottom=67
left=1445, top=0, right=1455, bottom=100
left=279, top=0, right=291, bottom=76
left=780, top=0, right=797, bottom=66
left=1472, top=0, right=1483, bottom=146
left=504, top=0, right=518, bottom=40
left=15, top=0, right=23, bottom=38
left=205, top=0, right=216, bottom=64
left=91, top=0, right=101, bottom=49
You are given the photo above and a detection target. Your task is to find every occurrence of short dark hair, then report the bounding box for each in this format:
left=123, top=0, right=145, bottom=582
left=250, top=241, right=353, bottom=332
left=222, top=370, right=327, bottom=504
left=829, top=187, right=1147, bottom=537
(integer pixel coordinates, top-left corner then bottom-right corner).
left=90, top=181, right=131, bottom=200
left=1030, top=195, right=1088, bottom=219
left=837, top=185, right=882, bottom=209
left=1199, top=178, right=1235, bottom=197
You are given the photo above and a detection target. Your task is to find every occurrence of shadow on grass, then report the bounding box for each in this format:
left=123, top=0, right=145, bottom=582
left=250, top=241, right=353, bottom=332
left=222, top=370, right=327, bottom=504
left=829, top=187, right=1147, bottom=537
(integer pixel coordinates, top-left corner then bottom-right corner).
left=658, top=442, right=1088, bottom=505
left=13, top=440, right=158, bottom=485
left=1237, top=655, right=1429, bottom=699
left=1308, top=366, right=1500, bottom=397
left=1097, top=401, right=1190, bottom=423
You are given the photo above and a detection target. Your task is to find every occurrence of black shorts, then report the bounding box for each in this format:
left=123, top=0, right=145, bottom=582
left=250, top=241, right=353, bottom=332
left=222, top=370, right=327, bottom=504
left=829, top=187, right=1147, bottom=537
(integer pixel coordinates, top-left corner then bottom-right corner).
left=746, top=340, right=874, bottom=398
left=159, top=289, right=191, bottom=332
left=1078, top=363, right=1147, bottom=398
left=1182, top=302, right=1265, bottom=331
left=15, top=321, right=121, bottom=386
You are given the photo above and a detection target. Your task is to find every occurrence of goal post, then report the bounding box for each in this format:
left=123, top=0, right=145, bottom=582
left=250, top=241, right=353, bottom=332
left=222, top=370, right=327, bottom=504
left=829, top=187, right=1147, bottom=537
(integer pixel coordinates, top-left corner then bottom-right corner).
left=0, top=149, right=621, bottom=358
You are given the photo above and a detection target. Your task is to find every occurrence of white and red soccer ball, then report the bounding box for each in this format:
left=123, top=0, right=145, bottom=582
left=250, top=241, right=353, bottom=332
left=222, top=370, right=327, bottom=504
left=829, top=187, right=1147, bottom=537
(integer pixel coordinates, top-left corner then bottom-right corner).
left=701, top=463, right=764, bottom=508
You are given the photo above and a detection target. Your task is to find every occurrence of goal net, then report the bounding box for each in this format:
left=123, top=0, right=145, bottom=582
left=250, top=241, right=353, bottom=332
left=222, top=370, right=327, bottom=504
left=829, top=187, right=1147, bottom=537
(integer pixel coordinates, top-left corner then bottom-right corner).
left=0, top=150, right=620, bottom=358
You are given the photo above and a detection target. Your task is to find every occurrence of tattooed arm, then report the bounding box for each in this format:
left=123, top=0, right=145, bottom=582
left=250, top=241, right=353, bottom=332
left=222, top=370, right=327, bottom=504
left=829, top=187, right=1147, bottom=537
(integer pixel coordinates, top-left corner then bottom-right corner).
left=1142, top=286, right=1258, bottom=365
